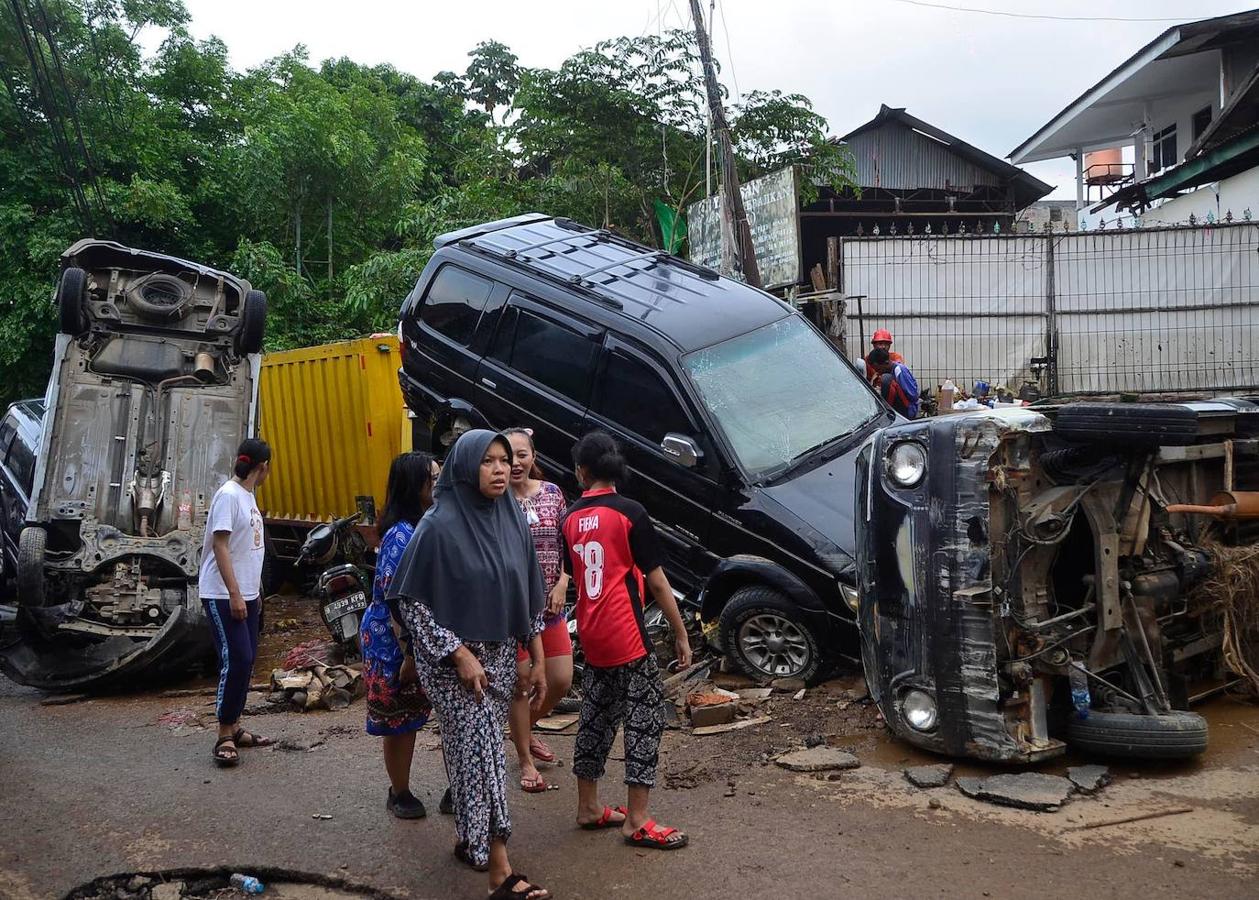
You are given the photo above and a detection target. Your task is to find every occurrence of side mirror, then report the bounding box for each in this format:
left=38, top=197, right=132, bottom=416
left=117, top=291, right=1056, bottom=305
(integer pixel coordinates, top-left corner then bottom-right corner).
left=661, top=433, right=703, bottom=468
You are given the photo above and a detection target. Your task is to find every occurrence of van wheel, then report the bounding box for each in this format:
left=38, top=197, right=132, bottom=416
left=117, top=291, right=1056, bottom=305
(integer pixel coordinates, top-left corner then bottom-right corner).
left=16, top=527, right=47, bottom=607
left=719, top=586, right=821, bottom=683
left=1054, top=403, right=1201, bottom=448
left=1066, top=709, right=1208, bottom=759
left=57, top=267, right=89, bottom=336
left=235, top=289, right=267, bottom=354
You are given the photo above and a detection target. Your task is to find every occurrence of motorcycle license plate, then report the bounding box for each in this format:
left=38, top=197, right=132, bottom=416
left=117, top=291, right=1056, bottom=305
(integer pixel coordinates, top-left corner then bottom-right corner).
left=324, top=591, right=368, bottom=620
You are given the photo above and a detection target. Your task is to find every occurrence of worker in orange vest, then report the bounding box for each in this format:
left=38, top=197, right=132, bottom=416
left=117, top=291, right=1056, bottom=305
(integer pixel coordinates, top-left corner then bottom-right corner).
left=864, top=329, right=904, bottom=386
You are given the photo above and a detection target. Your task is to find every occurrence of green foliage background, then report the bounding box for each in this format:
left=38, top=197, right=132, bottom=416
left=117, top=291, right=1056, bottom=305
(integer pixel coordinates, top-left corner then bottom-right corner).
left=0, top=1, right=853, bottom=405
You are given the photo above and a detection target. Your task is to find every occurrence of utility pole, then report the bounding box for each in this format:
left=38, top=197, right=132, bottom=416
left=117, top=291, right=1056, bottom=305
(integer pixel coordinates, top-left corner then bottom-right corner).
left=688, top=0, right=761, bottom=287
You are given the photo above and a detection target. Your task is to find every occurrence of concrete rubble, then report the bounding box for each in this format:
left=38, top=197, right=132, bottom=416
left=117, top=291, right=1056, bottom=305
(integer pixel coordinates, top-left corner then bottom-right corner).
left=1067, top=765, right=1112, bottom=794
left=775, top=747, right=861, bottom=772
left=955, top=773, right=1077, bottom=812
left=904, top=764, right=954, bottom=788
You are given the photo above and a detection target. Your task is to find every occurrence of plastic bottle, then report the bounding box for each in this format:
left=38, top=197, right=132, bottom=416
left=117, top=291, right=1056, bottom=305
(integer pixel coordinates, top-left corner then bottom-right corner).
left=939, top=379, right=956, bottom=411
left=1068, top=666, right=1091, bottom=720
left=230, top=874, right=265, bottom=895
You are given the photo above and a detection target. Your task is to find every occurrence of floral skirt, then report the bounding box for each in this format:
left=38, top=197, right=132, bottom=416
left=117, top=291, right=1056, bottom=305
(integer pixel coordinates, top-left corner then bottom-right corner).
left=360, top=600, right=431, bottom=736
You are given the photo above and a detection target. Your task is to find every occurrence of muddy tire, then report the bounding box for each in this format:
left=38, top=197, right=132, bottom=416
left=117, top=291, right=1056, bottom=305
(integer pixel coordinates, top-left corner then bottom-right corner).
left=236, top=289, right=267, bottom=354
left=1066, top=709, right=1208, bottom=759
left=719, top=586, right=822, bottom=684
left=57, top=267, right=88, bottom=336
left=16, top=526, right=46, bottom=607
left=1054, top=403, right=1201, bottom=448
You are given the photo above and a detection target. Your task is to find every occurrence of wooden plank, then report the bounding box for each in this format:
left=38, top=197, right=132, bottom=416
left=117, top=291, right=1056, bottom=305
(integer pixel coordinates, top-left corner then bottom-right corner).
left=692, top=715, right=772, bottom=736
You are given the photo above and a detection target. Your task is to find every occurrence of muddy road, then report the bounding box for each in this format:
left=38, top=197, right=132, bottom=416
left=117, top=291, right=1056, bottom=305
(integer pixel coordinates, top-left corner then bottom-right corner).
left=1, top=600, right=1257, bottom=899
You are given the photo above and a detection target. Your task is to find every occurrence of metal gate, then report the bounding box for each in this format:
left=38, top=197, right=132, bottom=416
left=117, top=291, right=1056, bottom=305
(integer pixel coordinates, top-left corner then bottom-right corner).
left=840, top=222, right=1259, bottom=397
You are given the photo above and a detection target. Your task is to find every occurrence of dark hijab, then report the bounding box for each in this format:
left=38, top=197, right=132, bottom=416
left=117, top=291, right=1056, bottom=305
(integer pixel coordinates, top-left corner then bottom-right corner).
left=386, top=429, right=545, bottom=643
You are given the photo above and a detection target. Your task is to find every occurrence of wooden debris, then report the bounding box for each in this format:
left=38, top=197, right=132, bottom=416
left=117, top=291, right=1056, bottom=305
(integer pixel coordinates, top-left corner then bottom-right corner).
left=692, top=715, right=772, bottom=736
left=1071, top=806, right=1194, bottom=830
left=662, top=660, right=713, bottom=699
left=536, top=713, right=580, bottom=732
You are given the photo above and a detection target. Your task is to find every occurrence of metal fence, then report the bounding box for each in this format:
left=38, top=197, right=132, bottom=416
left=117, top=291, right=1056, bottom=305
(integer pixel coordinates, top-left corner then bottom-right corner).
left=840, top=222, right=1259, bottom=397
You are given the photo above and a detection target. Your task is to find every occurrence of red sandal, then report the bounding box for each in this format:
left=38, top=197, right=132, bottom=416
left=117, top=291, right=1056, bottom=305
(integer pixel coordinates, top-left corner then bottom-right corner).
left=625, top=818, right=688, bottom=850
left=580, top=805, right=627, bottom=830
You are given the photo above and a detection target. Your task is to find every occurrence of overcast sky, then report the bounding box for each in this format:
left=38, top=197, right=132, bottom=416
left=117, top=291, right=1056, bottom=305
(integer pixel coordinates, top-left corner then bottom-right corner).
left=180, top=0, right=1256, bottom=198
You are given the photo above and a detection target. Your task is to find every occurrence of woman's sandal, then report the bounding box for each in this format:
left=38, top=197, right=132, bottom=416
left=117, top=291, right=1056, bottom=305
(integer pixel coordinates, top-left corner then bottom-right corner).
left=232, top=728, right=275, bottom=748
left=528, top=736, right=556, bottom=763
left=579, top=805, right=627, bottom=830
left=212, top=736, right=240, bottom=768
left=488, top=873, right=550, bottom=900
left=624, top=819, right=688, bottom=851
left=453, top=842, right=490, bottom=872
left=520, top=772, right=549, bottom=794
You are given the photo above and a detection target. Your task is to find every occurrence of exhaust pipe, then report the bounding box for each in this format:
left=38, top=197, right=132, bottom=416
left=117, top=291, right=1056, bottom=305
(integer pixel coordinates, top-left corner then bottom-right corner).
left=1166, top=491, right=1259, bottom=520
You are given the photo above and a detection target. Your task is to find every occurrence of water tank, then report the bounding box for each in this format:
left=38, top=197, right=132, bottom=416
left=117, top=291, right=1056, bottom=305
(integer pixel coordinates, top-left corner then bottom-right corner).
left=1084, top=148, right=1124, bottom=185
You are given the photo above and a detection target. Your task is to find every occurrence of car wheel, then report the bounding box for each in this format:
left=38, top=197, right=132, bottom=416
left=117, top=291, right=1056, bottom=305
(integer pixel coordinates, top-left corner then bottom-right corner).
left=57, top=267, right=89, bottom=336
left=235, top=289, right=267, bottom=354
left=1053, top=403, right=1201, bottom=448
left=1066, top=709, right=1208, bottom=759
left=16, top=526, right=47, bottom=607
left=719, top=585, right=822, bottom=683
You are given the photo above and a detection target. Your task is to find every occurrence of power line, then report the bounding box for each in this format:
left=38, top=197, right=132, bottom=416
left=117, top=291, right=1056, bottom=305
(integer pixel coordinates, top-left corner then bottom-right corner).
left=886, top=0, right=1195, bottom=23
left=715, top=0, right=740, bottom=101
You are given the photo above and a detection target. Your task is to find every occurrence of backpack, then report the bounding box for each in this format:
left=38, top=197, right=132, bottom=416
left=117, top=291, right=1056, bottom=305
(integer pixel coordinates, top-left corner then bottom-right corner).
left=880, top=364, right=920, bottom=418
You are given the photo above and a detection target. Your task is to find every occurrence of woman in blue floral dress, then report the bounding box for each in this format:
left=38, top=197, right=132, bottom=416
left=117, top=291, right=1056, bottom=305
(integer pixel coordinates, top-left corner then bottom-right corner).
left=361, top=451, right=439, bottom=819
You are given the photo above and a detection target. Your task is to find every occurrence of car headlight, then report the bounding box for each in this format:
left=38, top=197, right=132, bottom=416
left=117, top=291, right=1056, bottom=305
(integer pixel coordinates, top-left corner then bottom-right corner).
left=839, top=581, right=860, bottom=613
left=886, top=441, right=927, bottom=488
left=901, top=689, right=938, bottom=732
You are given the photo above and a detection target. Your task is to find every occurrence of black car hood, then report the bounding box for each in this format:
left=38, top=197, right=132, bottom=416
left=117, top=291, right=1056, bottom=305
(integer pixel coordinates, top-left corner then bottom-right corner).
left=756, top=442, right=864, bottom=580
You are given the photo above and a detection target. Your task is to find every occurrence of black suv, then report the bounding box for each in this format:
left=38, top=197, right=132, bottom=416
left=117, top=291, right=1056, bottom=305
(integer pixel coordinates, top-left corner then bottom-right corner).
left=0, top=399, right=44, bottom=598
left=398, top=215, right=894, bottom=681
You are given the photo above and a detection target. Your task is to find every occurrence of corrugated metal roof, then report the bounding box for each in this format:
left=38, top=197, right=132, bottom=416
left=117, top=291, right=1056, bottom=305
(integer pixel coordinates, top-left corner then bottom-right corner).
left=844, top=122, right=1005, bottom=191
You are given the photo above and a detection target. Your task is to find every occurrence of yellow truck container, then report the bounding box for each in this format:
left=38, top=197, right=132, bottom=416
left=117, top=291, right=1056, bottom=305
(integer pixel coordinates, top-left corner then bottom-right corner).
left=256, top=335, right=406, bottom=532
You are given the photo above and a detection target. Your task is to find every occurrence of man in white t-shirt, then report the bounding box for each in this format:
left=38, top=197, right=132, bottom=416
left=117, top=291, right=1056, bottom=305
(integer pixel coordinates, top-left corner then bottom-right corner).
left=199, top=438, right=273, bottom=767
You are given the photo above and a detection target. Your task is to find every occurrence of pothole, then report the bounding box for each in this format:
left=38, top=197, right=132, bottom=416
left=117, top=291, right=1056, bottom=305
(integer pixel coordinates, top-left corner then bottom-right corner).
left=66, top=868, right=392, bottom=900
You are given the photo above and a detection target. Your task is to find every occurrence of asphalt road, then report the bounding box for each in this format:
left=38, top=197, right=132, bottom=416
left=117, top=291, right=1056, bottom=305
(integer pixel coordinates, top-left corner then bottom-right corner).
left=1, top=673, right=1257, bottom=900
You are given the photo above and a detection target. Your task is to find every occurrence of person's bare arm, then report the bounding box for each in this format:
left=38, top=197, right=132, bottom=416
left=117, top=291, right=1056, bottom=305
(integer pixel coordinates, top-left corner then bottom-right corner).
left=211, top=531, right=247, bottom=621
left=645, top=566, right=691, bottom=668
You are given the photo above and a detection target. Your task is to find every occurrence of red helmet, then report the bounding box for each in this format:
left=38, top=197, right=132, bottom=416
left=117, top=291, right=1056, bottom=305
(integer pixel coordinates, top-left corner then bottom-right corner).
left=872, top=329, right=893, bottom=344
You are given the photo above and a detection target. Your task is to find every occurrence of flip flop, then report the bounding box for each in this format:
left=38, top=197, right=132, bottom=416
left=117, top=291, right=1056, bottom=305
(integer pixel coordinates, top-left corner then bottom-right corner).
left=488, top=873, right=550, bottom=900
left=520, top=773, right=549, bottom=794
left=232, top=728, right=274, bottom=748
left=624, top=818, right=688, bottom=850
left=212, top=736, right=239, bottom=768
left=580, top=805, right=627, bottom=830
left=529, top=736, right=556, bottom=763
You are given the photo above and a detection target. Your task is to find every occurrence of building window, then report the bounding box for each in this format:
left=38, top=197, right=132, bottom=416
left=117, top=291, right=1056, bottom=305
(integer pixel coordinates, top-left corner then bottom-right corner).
left=1149, top=124, right=1177, bottom=173
left=1192, top=106, right=1213, bottom=141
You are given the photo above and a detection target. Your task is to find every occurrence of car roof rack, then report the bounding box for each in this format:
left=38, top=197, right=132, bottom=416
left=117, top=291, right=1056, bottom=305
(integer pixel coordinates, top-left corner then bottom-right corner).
left=458, top=217, right=721, bottom=319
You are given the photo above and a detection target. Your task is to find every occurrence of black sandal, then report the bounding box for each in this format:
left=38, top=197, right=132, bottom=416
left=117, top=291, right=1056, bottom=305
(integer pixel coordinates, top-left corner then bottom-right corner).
left=232, top=728, right=274, bottom=748
left=488, top=873, right=550, bottom=900
left=453, top=841, right=489, bottom=872
left=213, top=736, right=239, bottom=767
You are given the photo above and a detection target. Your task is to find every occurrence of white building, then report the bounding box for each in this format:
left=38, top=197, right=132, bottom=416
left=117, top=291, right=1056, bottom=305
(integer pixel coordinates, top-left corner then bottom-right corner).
left=1010, top=10, right=1259, bottom=229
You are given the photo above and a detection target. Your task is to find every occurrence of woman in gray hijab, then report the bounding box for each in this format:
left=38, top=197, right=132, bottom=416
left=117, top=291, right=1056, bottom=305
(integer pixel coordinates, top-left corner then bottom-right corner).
left=388, top=429, right=551, bottom=900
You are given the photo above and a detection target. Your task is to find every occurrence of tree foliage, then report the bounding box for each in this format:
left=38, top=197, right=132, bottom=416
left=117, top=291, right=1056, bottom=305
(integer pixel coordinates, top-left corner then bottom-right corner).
left=0, top=2, right=852, bottom=405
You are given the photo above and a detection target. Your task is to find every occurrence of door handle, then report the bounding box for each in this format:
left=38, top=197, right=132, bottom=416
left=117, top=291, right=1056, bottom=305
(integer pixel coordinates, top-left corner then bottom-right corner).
left=481, top=377, right=497, bottom=389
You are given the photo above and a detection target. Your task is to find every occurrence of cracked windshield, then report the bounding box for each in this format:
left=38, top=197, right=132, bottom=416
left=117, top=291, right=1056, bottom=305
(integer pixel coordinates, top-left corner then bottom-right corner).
left=684, top=316, right=879, bottom=478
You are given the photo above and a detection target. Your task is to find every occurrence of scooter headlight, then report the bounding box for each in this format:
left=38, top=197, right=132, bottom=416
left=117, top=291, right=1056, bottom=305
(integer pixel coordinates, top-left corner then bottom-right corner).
left=886, top=441, right=927, bottom=488
left=901, top=689, right=938, bottom=732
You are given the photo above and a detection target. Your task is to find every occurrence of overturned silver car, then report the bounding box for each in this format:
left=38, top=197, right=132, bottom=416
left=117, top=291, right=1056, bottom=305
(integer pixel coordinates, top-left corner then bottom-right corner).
left=0, top=240, right=265, bottom=690
left=857, top=401, right=1258, bottom=762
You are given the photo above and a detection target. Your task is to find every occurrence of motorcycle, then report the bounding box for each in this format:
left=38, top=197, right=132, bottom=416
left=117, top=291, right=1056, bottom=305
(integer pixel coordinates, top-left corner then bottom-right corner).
left=295, top=513, right=370, bottom=653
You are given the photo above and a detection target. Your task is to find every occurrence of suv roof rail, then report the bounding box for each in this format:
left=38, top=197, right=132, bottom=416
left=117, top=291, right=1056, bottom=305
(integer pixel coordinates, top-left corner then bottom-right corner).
left=458, top=216, right=723, bottom=318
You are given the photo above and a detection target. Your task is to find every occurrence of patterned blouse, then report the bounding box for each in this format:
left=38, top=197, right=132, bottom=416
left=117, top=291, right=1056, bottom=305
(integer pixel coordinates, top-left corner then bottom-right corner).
left=517, top=481, right=567, bottom=623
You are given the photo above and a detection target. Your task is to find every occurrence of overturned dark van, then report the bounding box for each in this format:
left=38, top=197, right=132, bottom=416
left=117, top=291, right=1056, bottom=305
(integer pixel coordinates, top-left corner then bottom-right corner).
left=857, top=401, right=1258, bottom=762
left=0, top=240, right=265, bottom=690
left=398, top=215, right=895, bottom=681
